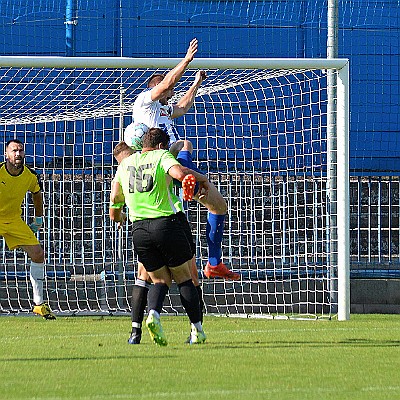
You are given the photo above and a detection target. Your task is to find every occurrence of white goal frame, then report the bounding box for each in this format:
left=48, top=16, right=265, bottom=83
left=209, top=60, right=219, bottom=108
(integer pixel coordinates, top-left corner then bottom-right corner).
left=0, top=57, right=350, bottom=320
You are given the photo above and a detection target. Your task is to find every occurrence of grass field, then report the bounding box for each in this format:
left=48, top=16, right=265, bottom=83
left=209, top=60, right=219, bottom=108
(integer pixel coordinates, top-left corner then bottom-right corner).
left=0, top=314, right=399, bottom=399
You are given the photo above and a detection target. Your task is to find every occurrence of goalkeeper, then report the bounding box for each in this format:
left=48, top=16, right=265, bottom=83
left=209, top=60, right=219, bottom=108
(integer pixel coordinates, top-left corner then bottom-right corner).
left=124, top=38, right=239, bottom=281
left=0, top=139, right=55, bottom=319
left=110, top=127, right=208, bottom=345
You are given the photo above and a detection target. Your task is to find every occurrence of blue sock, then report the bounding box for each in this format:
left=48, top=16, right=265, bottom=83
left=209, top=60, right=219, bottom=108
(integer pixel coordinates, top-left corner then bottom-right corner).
left=177, top=150, right=194, bottom=169
left=173, top=151, right=193, bottom=190
left=177, top=150, right=200, bottom=195
left=206, top=212, right=226, bottom=266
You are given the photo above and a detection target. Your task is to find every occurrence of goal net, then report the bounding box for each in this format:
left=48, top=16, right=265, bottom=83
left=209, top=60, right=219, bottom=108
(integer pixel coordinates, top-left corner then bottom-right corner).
left=0, top=57, right=349, bottom=320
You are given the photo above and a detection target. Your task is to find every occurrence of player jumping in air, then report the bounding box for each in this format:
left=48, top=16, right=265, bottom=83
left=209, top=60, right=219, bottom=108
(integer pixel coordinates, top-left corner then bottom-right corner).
left=124, top=38, right=240, bottom=281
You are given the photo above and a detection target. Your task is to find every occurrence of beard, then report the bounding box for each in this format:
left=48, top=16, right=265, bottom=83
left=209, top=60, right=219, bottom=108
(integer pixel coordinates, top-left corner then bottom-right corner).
left=11, top=158, right=24, bottom=169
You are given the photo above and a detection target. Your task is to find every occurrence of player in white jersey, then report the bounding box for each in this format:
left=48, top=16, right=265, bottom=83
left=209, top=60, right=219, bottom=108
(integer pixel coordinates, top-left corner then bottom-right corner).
left=124, top=38, right=239, bottom=281
left=125, top=90, right=180, bottom=148
left=122, top=39, right=239, bottom=345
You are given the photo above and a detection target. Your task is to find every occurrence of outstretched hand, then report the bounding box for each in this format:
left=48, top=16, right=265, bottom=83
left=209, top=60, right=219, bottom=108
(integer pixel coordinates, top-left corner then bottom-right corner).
left=195, top=70, right=207, bottom=85
left=185, top=38, right=199, bottom=63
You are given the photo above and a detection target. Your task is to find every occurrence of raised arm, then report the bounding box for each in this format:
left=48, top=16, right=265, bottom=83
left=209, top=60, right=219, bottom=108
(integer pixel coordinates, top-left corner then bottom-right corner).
left=150, top=38, right=199, bottom=102
left=171, top=70, right=207, bottom=119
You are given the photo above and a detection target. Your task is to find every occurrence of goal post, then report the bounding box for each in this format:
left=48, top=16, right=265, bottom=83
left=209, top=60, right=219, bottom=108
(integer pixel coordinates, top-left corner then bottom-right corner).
left=336, top=62, right=350, bottom=321
left=0, top=57, right=350, bottom=320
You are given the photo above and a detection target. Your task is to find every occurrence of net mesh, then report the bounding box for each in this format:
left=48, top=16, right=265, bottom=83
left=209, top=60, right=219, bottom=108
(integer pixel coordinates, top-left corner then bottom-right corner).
left=0, top=63, right=343, bottom=318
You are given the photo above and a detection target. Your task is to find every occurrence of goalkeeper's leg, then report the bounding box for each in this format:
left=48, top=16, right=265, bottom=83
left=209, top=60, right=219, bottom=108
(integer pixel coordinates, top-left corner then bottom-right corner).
left=21, top=244, right=56, bottom=320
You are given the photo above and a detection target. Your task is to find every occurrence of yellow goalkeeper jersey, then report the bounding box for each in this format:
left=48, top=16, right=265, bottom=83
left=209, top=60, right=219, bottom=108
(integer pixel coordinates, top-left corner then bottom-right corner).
left=0, top=162, right=42, bottom=222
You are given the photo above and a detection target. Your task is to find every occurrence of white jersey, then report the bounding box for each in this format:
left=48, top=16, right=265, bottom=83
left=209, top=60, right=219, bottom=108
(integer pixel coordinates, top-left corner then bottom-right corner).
left=124, top=89, right=180, bottom=149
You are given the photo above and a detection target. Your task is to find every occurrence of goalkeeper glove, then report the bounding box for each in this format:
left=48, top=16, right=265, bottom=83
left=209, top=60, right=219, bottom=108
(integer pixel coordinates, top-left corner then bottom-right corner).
left=30, top=216, right=44, bottom=233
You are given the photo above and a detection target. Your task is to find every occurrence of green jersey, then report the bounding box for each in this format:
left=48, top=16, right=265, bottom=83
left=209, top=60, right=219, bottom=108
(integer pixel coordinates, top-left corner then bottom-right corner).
left=113, top=149, right=183, bottom=221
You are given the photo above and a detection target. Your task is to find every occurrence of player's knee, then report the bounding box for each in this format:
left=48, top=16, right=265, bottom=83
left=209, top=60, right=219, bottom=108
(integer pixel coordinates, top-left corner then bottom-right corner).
left=170, top=139, right=193, bottom=158
left=137, top=263, right=151, bottom=282
left=215, top=199, right=227, bottom=215
left=209, top=191, right=228, bottom=214
left=181, top=139, right=193, bottom=152
left=30, top=246, right=44, bottom=263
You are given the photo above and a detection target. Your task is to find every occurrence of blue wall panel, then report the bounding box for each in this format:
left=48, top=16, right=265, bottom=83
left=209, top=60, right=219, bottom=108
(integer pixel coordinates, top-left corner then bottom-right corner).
left=0, top=0, right=399, bottom=174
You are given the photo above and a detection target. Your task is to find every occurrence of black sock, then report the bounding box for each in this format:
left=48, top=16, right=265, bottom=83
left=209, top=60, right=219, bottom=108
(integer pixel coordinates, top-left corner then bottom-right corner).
left=130, top=281, right=149, bottom=331
left=147, top=283, right=169, bottom=314
left=178, top=279, right=201, bottom=324
left=196, top=285, right=204, bottom=323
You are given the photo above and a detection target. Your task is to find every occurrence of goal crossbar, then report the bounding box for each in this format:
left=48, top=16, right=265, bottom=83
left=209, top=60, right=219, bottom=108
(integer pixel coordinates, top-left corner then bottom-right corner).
left=0, top=56, right=348, bottom=70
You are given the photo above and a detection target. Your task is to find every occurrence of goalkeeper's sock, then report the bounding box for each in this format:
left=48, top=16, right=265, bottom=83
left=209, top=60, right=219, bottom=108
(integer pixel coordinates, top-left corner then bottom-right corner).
left=206, top=212, right=226, bottom=266
left=130, top=279, right=150, bottom=328
left=178, top=279, right=201, bottom=325
left=30, top=262, right=45, bottom=305
left=147, top=283, right=169, bottom=314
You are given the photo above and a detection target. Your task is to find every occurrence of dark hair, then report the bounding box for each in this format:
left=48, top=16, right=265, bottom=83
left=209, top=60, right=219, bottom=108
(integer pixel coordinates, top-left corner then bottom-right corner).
left=6, top=138, right=23, bottom=148
left=142, top=128, right=169, bottom=149
left=147, top=73, right=165, bottom=88
left=113, top=141, right=134, bottom=159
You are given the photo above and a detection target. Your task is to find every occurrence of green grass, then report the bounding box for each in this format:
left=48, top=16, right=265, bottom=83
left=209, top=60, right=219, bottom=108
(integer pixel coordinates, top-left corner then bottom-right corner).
left=1, top=314, right=400, bottom=399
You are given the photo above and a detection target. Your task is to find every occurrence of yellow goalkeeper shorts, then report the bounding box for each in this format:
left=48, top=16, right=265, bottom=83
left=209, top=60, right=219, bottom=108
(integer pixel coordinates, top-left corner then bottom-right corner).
left=0, top=218, right=40, bottom=250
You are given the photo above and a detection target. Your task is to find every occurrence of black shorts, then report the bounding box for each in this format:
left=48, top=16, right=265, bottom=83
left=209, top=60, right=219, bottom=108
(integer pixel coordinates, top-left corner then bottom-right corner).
left=131, top=211, right=195, bottom=272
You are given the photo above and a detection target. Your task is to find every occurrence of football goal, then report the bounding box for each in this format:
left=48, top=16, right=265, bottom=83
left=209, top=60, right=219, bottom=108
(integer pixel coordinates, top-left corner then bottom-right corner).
left=0, top=56, right=349, bottom=320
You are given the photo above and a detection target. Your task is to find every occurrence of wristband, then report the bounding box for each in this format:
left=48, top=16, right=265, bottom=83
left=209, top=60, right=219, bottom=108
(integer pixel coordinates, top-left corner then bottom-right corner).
left=109, top=202, right=125, bottom=209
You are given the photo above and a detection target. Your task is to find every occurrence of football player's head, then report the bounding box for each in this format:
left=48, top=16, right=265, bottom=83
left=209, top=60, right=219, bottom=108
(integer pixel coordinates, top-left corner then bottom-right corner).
left=142, top=127, right=169, bottom=150
left=5, top=139, right=25, bottom=169
left=147, top=73, right=165, bottom=88
left=113, top=141, right=135, bottom=164
left=147, top=73, right=174, bottom=105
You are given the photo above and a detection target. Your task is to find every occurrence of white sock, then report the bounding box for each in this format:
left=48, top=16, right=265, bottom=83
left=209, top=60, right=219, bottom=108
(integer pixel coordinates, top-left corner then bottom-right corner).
left=149, top=309, right=160, bottom=319
left=191, top=322, right=203, bottom=332
left=30, top=262, right=44, bottom=305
